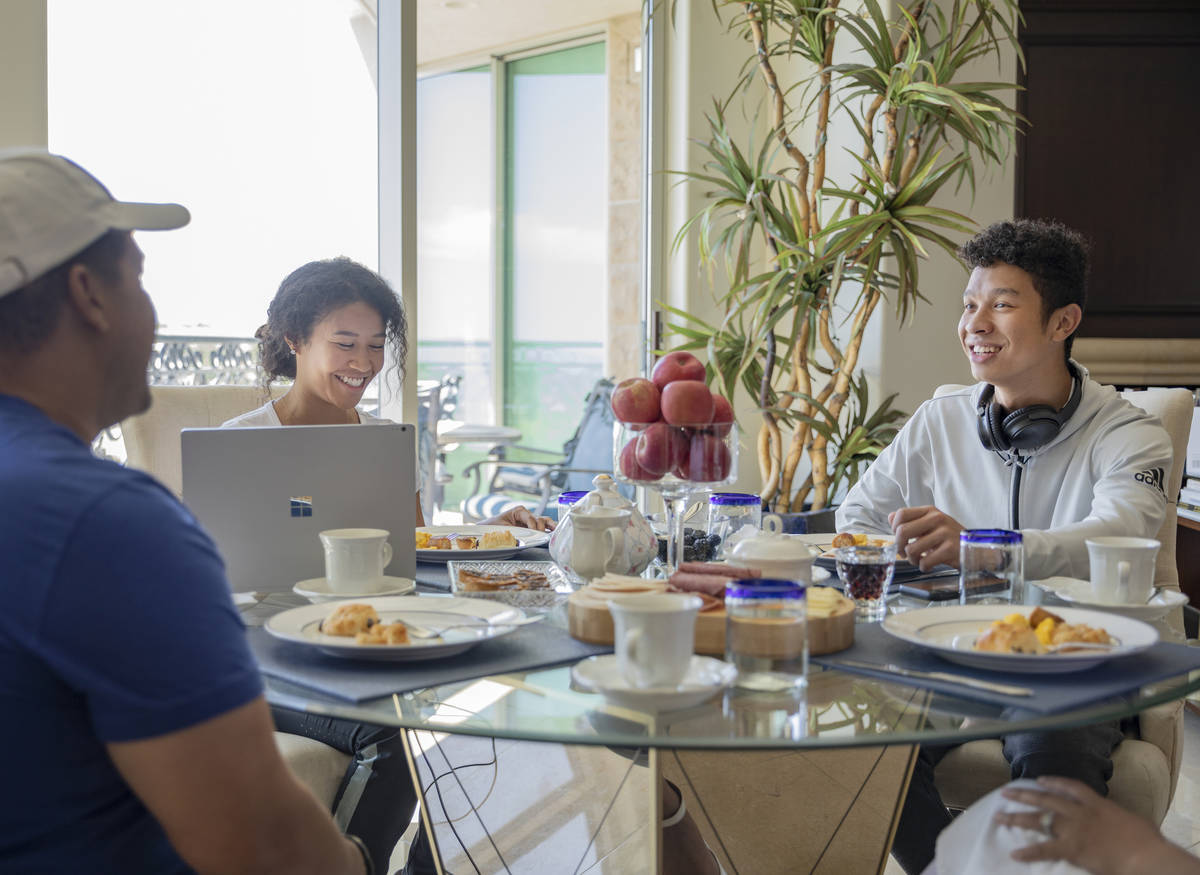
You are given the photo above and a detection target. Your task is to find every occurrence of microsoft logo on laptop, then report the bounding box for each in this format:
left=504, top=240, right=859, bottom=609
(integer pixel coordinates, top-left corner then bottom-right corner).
left=289, top=496, right=313, bottom=518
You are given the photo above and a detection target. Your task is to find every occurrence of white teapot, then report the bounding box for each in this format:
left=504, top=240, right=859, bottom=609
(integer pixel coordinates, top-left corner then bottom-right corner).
left=570, top=507, right=631, bottom=583
left=550, top=475, right=657, bottom=579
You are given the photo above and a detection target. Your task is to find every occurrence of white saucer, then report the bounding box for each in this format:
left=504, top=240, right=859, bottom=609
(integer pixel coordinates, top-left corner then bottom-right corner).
left=292, top=576, right=416, bottom=604
left=571, top=655, right=736, bottom=713
left=1035, top=577, right=1188, bottom=621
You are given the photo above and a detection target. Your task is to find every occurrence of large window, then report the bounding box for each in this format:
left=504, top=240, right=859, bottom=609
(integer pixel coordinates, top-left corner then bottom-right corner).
left=48, top=0, right=378, bottom=339
left=417, top=42, right=608, bottom=509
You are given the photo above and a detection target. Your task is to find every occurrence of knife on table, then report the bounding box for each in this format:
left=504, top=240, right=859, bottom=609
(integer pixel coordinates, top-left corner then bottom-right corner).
left=836, top=658, right=1034, bottom=697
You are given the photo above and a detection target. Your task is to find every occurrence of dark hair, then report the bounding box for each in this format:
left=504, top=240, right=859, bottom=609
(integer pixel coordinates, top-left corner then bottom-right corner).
left=958, top=219, right=1090, bottom=360
left=257, top=257, right=407, bottom=393
left=0, top=229, right=128, bottom=357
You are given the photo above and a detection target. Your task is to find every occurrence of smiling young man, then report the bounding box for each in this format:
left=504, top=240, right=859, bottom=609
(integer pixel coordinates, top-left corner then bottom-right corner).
left=836, top=219, right=1174, bottom=875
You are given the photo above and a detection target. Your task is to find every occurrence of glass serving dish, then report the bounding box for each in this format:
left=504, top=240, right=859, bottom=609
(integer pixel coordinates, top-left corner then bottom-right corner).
left=612, top=420, right=738, bottom=573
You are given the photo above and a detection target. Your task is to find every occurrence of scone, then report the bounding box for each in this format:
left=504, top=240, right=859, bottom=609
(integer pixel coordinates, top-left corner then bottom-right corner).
left=480, top=530, right=518, bottom=549
left=355, top=623, right=410, bottom=645
left=320, top=603, right=380, bottom=637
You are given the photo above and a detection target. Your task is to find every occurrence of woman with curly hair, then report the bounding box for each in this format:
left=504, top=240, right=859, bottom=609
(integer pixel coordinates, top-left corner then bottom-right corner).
left=225, top=256, right=550, bottom=530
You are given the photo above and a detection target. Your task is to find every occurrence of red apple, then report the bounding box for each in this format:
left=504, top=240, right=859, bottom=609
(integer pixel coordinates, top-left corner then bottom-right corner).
left=651, top=351, right=706, bottom=390
left=686, top=432, right=731, bottom=482
left=661, top=380, right=715, bottom=426
left=711, top=393, right=734, bottom=424
left=619, top=437, right=661, bottom=481
left=635, top=422, right=689, bottom=476
left=610, top=377, right=661, bottom=424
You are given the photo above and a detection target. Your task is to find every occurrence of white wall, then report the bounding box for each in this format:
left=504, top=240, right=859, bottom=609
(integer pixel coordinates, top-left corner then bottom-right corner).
left=0, top=0, right=47, bottom=148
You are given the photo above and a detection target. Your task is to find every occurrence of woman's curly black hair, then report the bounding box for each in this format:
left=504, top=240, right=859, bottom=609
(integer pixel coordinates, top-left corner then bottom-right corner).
left=959, top=219, right=1090, bottom=359
left=256, top=257, right=407, bottom=394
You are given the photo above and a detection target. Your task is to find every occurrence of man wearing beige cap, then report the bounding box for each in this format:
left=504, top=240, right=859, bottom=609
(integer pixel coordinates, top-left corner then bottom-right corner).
left=0, top=151, right=370, bottom=873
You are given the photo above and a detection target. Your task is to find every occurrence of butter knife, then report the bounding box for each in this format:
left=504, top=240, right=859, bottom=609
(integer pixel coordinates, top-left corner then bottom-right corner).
left=836, top=658, right=1033, bottom=697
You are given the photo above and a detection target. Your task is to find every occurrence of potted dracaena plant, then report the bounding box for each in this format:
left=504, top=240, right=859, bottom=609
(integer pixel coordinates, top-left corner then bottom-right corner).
left=664, top=0, right=1022, bottom=514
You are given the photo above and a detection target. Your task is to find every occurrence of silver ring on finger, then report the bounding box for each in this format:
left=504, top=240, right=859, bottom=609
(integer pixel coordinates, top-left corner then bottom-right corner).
left=1040, top=810, right=1056, bottom=836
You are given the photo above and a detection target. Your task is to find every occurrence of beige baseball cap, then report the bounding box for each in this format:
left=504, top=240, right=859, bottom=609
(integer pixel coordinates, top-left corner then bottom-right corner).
left=0, top=149, right=190, bottom=298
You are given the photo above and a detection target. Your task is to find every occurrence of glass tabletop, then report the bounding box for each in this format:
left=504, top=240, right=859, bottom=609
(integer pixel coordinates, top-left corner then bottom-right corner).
left=260, top=587, right=1200, bottom=751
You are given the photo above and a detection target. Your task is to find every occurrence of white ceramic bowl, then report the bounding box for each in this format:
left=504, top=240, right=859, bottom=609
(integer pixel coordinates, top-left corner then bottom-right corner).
left=728, top=535, right=819, bottom=583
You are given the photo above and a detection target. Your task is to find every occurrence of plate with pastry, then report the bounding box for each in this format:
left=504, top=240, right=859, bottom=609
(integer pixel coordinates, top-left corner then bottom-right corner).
left=809, top=533, right=920, bottom=576
left=882, top=604, right=1158, bottom=673
left=415, top=525, right=550, bottom=562
left=264, top=595, right=527, bottom=661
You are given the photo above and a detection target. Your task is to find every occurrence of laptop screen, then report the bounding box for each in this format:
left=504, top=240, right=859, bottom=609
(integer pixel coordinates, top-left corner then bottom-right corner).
left=181, top=423, right=417, bottom=592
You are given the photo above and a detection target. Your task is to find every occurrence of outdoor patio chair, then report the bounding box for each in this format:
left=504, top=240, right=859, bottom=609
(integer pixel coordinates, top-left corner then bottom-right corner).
left=930, top=383, right=1194, bottom=826
left=459, top=377, right=627, bottom=521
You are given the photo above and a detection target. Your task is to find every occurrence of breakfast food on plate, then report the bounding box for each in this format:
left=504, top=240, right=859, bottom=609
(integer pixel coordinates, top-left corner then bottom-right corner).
left=480, top=530, right=519, bottom=549
left=355, top=623, right=410, bottom=646
left=457, top=568, right=550, bottom=591
left=975, top=607, right=1114, bottom=654
left=320, top=603, right=380, bottom=636
left=831, top=532, right=890, bottom=549
left=415, top=530, right=519, bottom=551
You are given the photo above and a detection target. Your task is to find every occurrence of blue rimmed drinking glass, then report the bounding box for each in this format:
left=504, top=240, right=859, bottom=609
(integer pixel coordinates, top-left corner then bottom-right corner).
left=959, top=529, right=1024, bottom=605
left=724, top=579, right=807, bottom=691
left=707, top=492, right=763, bottom=559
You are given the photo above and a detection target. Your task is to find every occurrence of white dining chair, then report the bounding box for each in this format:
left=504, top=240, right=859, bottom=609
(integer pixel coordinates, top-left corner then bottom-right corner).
left=928, top=383, right=1194, bottom=825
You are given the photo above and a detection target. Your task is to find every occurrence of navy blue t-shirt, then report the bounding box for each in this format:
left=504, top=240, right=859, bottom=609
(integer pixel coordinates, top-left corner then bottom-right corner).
left=0, top=395, right=264, bottom=873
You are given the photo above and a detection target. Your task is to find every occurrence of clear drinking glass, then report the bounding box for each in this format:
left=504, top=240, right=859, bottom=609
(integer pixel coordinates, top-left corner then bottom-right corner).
left=707, top=492, right=762, bottom=560
left=835, top=544, right=896, bottom=622
left=959, top=529, right=1025, bottom=605
left=724, top=580, right=807, bottom=692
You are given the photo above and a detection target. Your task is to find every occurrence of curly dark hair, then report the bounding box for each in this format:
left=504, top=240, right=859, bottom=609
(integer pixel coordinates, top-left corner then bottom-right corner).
left=958, top=219, right=1090, bottom=360
left=257, top=257, right=408, bottom=396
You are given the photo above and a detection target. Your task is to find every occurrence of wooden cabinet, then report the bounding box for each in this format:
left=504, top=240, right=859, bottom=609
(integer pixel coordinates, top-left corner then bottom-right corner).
left=1180, top=517, right=1200, bottom=608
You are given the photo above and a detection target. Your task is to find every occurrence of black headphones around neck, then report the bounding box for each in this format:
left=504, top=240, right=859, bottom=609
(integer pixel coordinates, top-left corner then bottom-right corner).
left=976, top=362, right=1083, bottom=454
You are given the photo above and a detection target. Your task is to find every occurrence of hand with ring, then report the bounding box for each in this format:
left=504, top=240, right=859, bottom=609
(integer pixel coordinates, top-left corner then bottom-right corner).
left=994, top=777, right=1200, bottom=874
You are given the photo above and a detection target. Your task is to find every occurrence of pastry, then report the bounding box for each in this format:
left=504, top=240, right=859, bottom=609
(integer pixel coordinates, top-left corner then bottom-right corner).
left=320, top=603, right=380, bottom=637
left=480, top=530, right=519, bottom=549
left=355, top=622, right=410, bottom=645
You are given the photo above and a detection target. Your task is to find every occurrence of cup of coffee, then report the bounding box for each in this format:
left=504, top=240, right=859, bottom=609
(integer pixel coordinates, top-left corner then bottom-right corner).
left=319, top=528, right=393, bottom=593
left=1086, top=536, right=1159, bottom=604
left=607, top=593, right=702, bottom=689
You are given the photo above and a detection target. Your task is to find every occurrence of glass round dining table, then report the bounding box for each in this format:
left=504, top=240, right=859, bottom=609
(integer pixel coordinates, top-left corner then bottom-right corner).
left=257, top=579, right=1200, bottom=874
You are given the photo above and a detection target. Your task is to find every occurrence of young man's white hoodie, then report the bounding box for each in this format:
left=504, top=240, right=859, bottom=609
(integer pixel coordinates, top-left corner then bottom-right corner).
left=836, top=364, right=1171, bottom=580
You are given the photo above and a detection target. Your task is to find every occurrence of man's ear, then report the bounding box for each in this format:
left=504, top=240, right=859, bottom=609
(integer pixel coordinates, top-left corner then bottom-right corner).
left=65, top=263, right=111, bottom=333
left=1049, top=303, right=1082, bottom=342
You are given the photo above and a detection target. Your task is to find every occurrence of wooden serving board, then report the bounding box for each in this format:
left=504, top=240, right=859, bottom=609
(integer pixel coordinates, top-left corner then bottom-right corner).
left=567, top=586, right=855, bottom=656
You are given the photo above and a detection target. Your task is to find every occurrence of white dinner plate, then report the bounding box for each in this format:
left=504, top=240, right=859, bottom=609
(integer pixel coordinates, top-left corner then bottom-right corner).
left=881, top=604, right=1159, bottom=674
left=265, top=595, right=526, bottom=661
left=292, top=575, right=416, bottom=604
left=571, top=655, right=737, bottom=713
left=1035, top=577, right=1189, bottom=622
left=415, top=525, right=550, bottom=562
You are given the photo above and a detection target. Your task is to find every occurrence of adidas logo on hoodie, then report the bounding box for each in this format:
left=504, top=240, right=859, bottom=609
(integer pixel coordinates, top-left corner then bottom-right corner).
left=1134, top=467, right=1165, bottom=495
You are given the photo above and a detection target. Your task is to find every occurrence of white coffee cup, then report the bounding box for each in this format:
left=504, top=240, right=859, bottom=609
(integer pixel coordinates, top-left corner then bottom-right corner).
left=319, top=528, right=393, bottom=593
left=607, top=593, right=702, bottom=689
left=1085, top=536, right=1159, bottom=604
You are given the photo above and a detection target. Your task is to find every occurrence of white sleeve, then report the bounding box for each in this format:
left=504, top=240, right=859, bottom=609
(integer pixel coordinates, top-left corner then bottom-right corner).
left=835, top=406, right=930, bottom=536
left=1021, top=421, right=1171, bottom=579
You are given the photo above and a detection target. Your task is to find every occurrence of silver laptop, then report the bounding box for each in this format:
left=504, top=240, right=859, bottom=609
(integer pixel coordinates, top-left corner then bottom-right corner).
left=181, top=424, right=417, bottom=592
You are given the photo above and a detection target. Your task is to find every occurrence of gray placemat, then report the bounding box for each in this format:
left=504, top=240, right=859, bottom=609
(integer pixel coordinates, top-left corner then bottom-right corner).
left=813, top=621, right=1200, bottom=713
left=247, top=618, right=608, bottom=703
